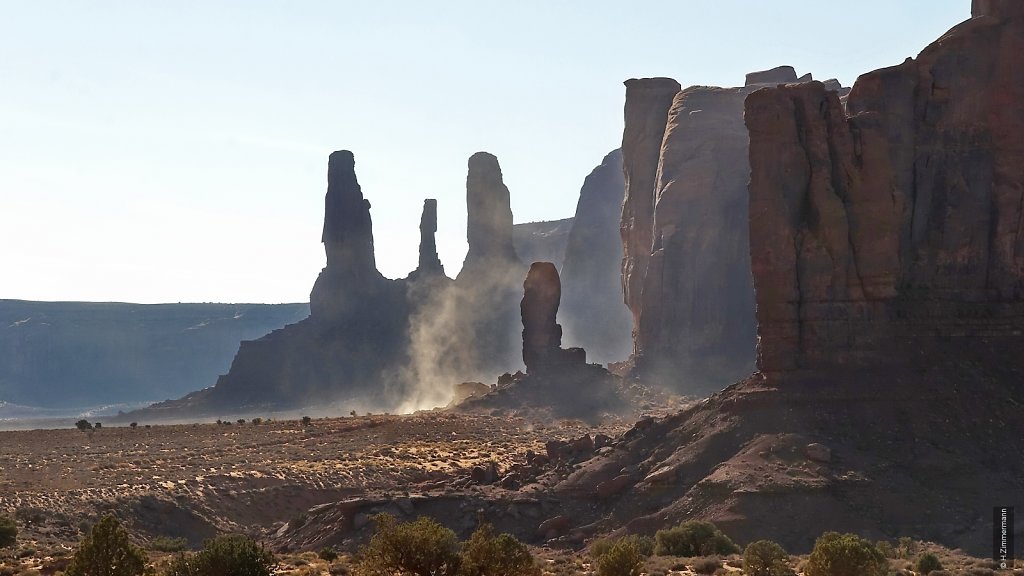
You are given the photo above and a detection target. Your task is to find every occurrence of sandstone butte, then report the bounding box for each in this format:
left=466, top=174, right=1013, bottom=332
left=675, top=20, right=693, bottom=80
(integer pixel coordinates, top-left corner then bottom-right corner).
left=552, top=3, right=1024, bottom=555
left=747, top=0, right=1024, bottom=376
left=619, top=67, right=847, bottom=394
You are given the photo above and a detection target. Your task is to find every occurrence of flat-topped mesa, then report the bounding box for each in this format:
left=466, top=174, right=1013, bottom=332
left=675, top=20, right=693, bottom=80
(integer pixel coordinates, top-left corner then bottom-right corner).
left=521, top=262, right=585, bottom=374
left=410, top=199, right=444, bottom=279
left=746, top=6, right=1024, bottom=377
left=620, top=77, right=681, bottom=340
left=745, top=66, right=799, bottom=86
left=457, top=152, right=519, bottom=280
left=310, top=150, right=385, bottom=316
left=972, top=0, right=1024, bottom=18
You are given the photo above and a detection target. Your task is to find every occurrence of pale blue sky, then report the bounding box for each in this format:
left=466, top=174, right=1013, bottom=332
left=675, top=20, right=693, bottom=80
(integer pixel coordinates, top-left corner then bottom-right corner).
left=1, top=1, right=966, bottom=303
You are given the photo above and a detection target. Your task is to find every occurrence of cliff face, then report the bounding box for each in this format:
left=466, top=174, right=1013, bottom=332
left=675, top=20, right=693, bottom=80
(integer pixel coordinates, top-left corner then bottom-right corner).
left=559, top=150, right=632, bottom=364
left=620, top=71, right=844, bottom=393
left=746, top=7, right=1024, bottom=376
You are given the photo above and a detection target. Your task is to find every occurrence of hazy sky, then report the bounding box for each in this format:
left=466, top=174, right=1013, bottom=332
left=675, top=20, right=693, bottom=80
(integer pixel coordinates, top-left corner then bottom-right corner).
left=2, top=1, right=967, bottom=303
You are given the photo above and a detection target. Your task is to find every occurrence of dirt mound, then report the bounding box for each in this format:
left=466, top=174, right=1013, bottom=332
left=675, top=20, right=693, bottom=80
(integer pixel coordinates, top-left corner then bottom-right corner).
left=547, top=341, right=1024, bottom=555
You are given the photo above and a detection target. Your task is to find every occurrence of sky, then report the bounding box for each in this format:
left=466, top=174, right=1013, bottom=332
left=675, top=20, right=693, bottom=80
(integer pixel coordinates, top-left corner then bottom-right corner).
left=1, top=0, right=967, bottom=304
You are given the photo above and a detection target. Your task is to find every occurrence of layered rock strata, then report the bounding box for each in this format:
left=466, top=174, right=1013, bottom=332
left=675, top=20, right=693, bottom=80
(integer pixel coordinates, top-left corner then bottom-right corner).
left=746, top=6, right=1024, bottom=376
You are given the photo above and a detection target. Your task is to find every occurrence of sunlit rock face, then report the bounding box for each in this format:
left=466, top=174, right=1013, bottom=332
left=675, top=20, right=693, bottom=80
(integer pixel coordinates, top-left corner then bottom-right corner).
left=619, top=70, right=844, bottom=394
left=746, top=7, right=1024, bottom=377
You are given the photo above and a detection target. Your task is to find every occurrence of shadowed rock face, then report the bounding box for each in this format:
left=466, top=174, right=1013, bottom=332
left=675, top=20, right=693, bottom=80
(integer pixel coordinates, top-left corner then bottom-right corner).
left=746, top=7, right=1024, bottom=376
left=620, top=72, right=843, bottom=394
left=310, top=151, right=386, bottom=317
left=520, top=262, right=585, bottom=373
left=410, top=199, right=444, bottom=279
left=459, top=152, right=520, bottom=282
left=559, top=149, right=632, bottom=364
left=621, top=78, right=681, bottom=339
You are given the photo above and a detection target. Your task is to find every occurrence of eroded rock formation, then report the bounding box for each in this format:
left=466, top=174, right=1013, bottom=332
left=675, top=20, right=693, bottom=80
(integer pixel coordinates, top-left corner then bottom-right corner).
left=521, top=262, right=585, bottom=374
left=746, top=6, right=1024, bottom=376
left=559, top=149, right=632, bottom=364
left=409, top=199, right=444, bottom=280
left=310, top=151, right=386, bottom=317
left=620, top=78, right=681, bottom=336
left=620, top=70, right=845, bottom=393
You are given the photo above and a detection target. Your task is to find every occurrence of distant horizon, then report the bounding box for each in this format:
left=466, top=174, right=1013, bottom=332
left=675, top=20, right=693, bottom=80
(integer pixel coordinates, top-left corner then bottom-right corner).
left=2, top=0, right=967, bottom=303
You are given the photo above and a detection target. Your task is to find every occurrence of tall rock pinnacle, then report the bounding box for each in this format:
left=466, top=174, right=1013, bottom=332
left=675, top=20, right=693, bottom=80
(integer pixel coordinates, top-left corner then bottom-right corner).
left=521, top=262, right=585, bottom=374
left=620, top=78, right=681, bottom=343
left=411, top=199, right=444, bottom=278
left=458, top=152, right=519, bottom=281
left=310, top=150, right=385, bottom=316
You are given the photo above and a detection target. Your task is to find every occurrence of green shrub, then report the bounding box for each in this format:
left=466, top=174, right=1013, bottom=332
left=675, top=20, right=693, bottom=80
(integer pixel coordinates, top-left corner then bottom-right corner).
left=355, top=514, right=459, bottom=576
left=66, top=514, right=146, bottom=576
left=896, top=537, right=916, bottom=559
left=804, top=532, right=886, bottom=576
left=149, top=536, right=189, bottom=552
left=301, top=416, right=312, bottom=426
left=592, top=535, right=654, bottom=561
left=163, top=534, right=274, bottom=576
left=0, top=516, right=16, bottom=548
left=691, top=556, right=721, bottom=575
left=75, top=419, right=92, bottom=431
left=653, top=520, right=739, bottom=556
left=744, top=540, right=792, bottom=576
left=458, top=524, right=539, bottom=576
left=595, top=538, right=644, bottom=576
left=319, top=547, right=339, bottom=562
left=917, top=553, right=943, bottom=575
left=875, top=540, right=894, bottom=559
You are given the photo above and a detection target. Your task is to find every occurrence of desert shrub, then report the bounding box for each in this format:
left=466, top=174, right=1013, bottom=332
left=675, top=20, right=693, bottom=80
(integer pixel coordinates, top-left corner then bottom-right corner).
left=94, top=422, right=102, bottom=429
left=0, top=516, right=16, bottom=548
left=163, top=534, right=274, bottom=576
left=130, top=422, right=138, bottom=428
left=916, top=552, right=943, bottom=575
left=592, top=536, right=654, bottom=561
left=355, top=514, right=459, bottom=576
left=653, top=520, right=739, bottom=557
left=458, top=523, right=539, bottom=576
left=595, top=537, right=644, bottom=576
left=895, top=537, right=916, bottom=559
left=75, top=419, right=92, bottom=431
left=237, top=419, right=246, bottom=425
left=65, top=514, right=146, bottom=576
left=590, top=537, right=614, bottom=560
left=15, top=508, right=46, bottom=526
left=691, top=556, right=721, bottom=575
left=875, top=540, right=894, bottom=558
left=319, top=547, right=339, bottom=562
left=149, top=536, right=189, bottom=552
left=251, top=418, right=262, bottom=426
left=301, top=416, right=312, bottom=426
left=744, top=540, right=792, bottom=576
left=804, top=532, right=886, bottom=576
